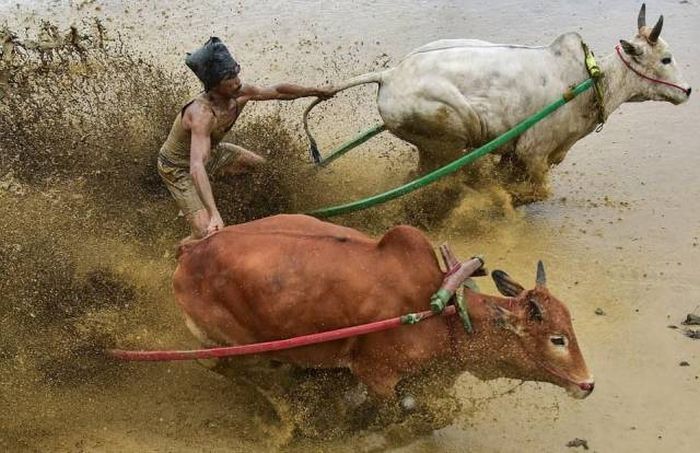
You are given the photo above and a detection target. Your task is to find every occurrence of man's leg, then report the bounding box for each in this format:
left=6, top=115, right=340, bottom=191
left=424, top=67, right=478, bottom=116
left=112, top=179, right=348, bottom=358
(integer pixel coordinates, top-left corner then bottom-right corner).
left=158, top=159, right=211, bottom=241
left=215, top=142, right=266, bottom=176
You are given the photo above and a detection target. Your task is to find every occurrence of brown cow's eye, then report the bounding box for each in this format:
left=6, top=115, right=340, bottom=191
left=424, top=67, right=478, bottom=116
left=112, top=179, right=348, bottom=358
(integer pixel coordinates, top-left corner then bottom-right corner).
left=661, top=57, right=672, bottom=65
left=550, top=336, right=567, bottom=347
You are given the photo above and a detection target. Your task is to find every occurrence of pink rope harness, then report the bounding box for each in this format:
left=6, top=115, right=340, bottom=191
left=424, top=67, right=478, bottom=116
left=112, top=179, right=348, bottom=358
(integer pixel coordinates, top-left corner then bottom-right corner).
left=108, top=306, right=458, bottom=362
left=615, top=44, right=690, bottom=95
left=109, top=258, right=482, bottom=362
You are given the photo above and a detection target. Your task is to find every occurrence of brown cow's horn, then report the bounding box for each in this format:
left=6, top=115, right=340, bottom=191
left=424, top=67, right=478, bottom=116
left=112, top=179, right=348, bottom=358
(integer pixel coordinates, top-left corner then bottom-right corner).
left=649, top=15, right=663, bottom=43
left=637, top=3, right=646, bottom=30
left=536, top=260, right=546, bottom=287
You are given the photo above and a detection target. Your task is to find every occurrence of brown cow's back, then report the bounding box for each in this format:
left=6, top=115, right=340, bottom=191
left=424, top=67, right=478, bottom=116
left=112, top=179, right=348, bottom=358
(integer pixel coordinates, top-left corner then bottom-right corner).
left=173, top=214, right=444, bottom=366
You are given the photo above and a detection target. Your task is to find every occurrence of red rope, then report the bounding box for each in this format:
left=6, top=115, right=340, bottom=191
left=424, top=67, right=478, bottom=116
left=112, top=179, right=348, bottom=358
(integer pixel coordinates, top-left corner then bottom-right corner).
left=615, top=45, right=690, bottom=95
left=108, top=305, right=458, bottom=362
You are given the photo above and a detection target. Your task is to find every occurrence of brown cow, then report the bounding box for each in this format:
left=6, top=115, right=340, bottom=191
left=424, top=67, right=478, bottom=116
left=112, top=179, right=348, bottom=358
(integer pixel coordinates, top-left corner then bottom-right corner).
left=174, top=214, right=594, bottom=406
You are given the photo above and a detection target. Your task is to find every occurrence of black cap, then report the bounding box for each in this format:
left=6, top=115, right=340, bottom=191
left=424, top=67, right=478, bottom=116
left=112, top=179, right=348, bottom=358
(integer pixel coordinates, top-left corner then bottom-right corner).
left=185, top=37, right=240, bottom=91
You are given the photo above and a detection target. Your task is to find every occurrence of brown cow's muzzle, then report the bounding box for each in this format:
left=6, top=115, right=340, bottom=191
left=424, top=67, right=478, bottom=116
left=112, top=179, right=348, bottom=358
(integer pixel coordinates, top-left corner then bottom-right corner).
left=566, top=378, right=595, bottom=399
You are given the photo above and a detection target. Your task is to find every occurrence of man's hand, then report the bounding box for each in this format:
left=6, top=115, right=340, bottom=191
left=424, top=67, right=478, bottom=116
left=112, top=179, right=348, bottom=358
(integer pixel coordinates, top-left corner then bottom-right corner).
left=207, top=210, right=224, bottom=235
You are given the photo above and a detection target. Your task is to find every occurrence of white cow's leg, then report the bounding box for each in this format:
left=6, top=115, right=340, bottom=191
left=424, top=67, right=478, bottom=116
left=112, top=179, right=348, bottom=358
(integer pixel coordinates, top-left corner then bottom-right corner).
left=497, top=150, right=528, bottom=183
left=378, top=78, right=480, bottom=174
left=506, top=149, right=551, bottom=203
left=415, top=141, right=464, bottom=174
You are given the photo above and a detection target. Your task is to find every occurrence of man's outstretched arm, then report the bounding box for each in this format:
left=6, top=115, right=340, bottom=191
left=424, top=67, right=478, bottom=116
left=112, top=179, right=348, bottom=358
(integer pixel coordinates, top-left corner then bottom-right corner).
left=242, top=83, right=333, bottom=101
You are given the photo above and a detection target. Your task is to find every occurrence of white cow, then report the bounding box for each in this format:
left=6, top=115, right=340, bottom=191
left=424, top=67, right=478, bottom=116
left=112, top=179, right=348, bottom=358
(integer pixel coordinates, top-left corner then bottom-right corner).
left=304, top=4, right=690, bottom=194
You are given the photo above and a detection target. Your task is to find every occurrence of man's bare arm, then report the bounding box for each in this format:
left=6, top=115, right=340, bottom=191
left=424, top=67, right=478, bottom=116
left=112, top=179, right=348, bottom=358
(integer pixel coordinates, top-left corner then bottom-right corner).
left=241, top=83, right=333, bottom=101
left=185, top=103, right=219, bottom=218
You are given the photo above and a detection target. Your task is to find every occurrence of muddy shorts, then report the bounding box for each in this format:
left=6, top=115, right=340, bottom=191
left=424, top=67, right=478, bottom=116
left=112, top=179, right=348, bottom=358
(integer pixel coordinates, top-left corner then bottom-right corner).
left=157, top=143, right=240, bottom=216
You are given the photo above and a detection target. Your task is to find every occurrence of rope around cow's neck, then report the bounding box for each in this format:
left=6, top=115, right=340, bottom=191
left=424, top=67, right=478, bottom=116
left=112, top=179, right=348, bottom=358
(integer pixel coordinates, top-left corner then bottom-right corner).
left=581, top=42, right=606, bottom=130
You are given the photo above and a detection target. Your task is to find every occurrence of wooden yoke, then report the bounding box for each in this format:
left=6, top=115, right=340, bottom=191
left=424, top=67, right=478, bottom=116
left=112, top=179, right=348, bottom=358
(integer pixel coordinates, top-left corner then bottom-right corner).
left=431, top=244, right=486, bottom=313
left=439, top=243, right=459, bottom=270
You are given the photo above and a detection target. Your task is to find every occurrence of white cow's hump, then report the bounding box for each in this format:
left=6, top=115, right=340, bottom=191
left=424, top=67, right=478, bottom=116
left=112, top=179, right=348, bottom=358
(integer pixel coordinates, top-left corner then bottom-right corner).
left=549, top=32, right=583, bottom=54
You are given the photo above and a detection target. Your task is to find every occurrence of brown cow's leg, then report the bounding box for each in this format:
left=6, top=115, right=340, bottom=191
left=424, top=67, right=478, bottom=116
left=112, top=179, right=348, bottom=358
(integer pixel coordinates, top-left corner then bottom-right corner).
left=184, top=315, right=217, bottom=346
left=205, top=358, right=296, bottom=442
left=352, top=362, right=400, bottom=401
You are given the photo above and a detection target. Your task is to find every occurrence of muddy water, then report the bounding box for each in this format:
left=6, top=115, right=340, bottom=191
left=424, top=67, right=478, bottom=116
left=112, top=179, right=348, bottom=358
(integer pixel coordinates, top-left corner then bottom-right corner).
left=2, top=0, right=699, bottom=452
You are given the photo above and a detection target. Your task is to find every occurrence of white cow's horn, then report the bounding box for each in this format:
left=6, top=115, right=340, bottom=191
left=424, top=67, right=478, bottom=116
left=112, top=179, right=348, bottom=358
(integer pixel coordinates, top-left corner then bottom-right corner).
left=637, top=3, right=646, bottom=30
left=649, top=15, right=663, bottom=43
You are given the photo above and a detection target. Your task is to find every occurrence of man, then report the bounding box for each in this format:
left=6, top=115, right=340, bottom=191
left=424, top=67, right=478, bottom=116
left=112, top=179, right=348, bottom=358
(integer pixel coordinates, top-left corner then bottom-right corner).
left=158, top=37, right=332, bottom=240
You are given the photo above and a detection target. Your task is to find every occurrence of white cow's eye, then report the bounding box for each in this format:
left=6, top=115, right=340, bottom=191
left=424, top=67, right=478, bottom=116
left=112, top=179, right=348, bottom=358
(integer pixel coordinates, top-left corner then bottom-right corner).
left=550, top=335, right=567, bottom=347
left=661, top=57, right=672, bottom=65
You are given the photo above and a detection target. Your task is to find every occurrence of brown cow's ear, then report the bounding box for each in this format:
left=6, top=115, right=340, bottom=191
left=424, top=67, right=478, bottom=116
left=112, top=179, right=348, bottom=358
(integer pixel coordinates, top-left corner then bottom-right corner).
left=492, top=270, right=525, bottom=297
left=526, top=297, right=545, bottom=322
left=486, top=301, right=523, bottom=335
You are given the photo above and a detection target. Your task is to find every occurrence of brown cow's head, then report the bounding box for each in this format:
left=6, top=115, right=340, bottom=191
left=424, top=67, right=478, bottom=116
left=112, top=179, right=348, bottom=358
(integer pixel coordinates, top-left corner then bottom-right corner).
left=618, top=3, right=691, bottom=105
left=485, top=261, right=594, bottom=399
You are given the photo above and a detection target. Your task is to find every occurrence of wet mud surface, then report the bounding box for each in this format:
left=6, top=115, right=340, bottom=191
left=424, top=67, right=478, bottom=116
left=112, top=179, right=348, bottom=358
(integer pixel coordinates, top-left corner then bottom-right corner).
left=1, top=1, right=699, bottom=452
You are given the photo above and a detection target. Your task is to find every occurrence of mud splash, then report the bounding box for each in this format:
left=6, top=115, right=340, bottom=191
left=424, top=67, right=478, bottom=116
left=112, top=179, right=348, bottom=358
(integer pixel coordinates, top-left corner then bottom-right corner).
left=0, top=21, right=325, bottom=450
left=0, top=19, right=541, bottom=451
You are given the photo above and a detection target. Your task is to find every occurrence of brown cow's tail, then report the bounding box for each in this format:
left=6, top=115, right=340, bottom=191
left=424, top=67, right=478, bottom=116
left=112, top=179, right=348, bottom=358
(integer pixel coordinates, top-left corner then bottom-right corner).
left=303, top=70, right=385, bottom=164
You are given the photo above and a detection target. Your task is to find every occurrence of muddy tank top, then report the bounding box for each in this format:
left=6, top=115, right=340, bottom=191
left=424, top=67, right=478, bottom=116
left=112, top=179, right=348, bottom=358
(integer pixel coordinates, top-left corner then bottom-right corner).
left=159, top=93, right=237, bottom=168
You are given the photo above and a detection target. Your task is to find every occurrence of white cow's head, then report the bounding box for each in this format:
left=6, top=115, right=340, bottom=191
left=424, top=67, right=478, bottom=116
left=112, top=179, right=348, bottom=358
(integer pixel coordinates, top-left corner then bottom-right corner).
left=618, top=3, right=691, bottom=105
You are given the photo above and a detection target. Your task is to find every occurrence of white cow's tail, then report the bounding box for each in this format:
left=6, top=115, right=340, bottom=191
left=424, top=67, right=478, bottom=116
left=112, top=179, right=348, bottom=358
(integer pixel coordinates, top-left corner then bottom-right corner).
left=303, top=71, right=384, bottom=164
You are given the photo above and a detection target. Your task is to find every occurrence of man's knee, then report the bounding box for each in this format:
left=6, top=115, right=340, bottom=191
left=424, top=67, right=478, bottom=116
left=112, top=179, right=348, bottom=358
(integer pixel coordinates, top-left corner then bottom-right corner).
left=221, top=148, right=265, bottom=176
left=243, top=150, right=266, bottom=166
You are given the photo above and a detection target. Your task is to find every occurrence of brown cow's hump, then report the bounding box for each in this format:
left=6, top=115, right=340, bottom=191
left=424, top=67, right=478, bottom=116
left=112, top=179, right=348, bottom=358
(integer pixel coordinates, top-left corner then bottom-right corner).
left=377, top=224, right=432, bottom=251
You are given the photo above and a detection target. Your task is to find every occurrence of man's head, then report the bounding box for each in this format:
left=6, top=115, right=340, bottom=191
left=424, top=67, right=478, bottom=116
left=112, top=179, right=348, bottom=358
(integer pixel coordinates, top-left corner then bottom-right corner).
left=186, top=37, right=241, bottom=94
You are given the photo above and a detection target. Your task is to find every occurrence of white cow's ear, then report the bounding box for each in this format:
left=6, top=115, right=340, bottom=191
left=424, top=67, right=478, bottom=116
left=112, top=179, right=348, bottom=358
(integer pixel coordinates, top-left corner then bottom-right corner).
left=620, top=39, right=643, bottom=56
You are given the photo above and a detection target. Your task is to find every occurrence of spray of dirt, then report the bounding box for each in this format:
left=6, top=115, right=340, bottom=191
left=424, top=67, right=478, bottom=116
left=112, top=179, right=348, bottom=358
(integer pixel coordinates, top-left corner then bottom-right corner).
left=0, top=20, right=318, bottom=449
left=0, top=20, right=538, bottom=450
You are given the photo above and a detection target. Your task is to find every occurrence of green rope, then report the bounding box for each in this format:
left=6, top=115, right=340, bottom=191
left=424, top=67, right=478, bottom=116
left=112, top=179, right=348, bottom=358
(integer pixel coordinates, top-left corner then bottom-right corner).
left=430, top=288, right=452, bottom=314
left=315, top=124, right=386, bottom=167
left=455, top=289, right=473, bottom=334
left=306, top=78, right=594, bottom=218
left=400, top=313, right=423, bottom=325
